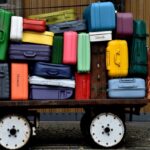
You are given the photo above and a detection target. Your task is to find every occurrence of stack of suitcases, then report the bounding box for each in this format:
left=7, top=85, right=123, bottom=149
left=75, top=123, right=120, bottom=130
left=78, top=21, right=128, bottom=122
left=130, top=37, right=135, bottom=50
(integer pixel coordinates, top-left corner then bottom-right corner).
left=0, top=1, right=148, bottom=101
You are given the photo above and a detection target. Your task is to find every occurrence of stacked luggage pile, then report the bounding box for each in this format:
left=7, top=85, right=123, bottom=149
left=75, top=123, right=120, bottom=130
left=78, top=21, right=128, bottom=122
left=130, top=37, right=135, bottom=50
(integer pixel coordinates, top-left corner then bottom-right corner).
left=0, top=1, right=148, bottom=101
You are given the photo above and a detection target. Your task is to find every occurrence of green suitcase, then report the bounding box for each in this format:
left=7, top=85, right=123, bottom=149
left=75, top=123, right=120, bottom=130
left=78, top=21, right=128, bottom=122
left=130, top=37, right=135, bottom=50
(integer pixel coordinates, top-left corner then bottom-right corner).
left=129, top=20, right=148, bottom=77
left=51, top=36, right=63, bottom=64
left=77, top=33, right=91, bottom=72
left=0, top=9, right=12, bottom=60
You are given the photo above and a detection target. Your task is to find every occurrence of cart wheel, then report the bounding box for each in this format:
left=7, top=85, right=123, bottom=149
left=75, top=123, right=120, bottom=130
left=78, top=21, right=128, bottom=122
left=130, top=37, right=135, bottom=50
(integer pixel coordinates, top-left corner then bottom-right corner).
left=0, top=114, right=32, bottom=150
left=90, top=112, right=125, bottom=148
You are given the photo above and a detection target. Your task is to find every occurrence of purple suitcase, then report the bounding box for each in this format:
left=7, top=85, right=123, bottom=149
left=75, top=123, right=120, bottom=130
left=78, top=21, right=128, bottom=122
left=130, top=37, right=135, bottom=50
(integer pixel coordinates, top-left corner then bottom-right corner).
left=9, top=43, right=51, bottom=61
left=30, top=85, right=73, bottom=100
left=116, top=13, right=133, bottom=37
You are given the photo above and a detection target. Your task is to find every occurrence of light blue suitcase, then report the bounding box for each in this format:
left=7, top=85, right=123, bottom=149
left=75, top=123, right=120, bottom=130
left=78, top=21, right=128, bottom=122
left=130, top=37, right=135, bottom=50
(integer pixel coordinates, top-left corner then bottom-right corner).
left=83, top=2, right=116, bottom=32
left=108, top=78, right=146, bottom=98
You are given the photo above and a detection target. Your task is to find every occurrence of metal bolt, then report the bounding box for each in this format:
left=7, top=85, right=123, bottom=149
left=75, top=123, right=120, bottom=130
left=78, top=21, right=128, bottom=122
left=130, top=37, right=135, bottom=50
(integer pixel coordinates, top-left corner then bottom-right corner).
left=102, top=126, right=104, bottom=128
left=102, top=132, right=104, bottom=134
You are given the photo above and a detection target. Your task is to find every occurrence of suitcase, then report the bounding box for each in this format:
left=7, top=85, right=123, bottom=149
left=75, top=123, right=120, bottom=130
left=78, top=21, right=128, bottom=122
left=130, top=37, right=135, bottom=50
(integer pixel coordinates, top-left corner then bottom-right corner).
left=106, top=40, right=128, bottom=77
left=0, top=9, right=12, bottom=60
left=89, top=31, right=112, bottom=42
left=63, top=31, right=78, bottom=64
left=30, top=85, right=73, bottom=100
left=116, top=13, right=133, bottom=37
left=75, top=73, right=90, bottom=100
left=11, top=63, right=28, bottom=100
left=22, top=31, right=54, bottom=46
left=47, top=20, right=86, bottom=34
left=108, top=78, right=146, bottom=98
left=23, top=18, right=46, bottom=32
left=10, top=16, right=23, bottom=42
left=9, top=43, right=51, bottom=61
left=83, top=2, right=115, bottom=32
left=0, top=63, right=9, bottom=99
left=147, top=48, right=150, bottom=99
left=129, top=20, right=148, bottom=77
left=52, top=36, right=63, bottom=64
left=77, top=33, right=91, bottom=72
left=32, top=62, right=72, bottom=79
left=29, top=76, right=75, bottom=88
left=91, top=42, right=107, bottom=99
left=28, top=9, right=76, bottom=25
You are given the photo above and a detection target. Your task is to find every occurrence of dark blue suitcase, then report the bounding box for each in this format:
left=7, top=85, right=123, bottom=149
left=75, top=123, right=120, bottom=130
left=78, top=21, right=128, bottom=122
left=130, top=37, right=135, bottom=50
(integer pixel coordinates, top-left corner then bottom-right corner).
left=32, top=62, right=72, bottom=79
left=83, top=2, right=116, bottom=32
left=9, top=43, right=51, bottom=61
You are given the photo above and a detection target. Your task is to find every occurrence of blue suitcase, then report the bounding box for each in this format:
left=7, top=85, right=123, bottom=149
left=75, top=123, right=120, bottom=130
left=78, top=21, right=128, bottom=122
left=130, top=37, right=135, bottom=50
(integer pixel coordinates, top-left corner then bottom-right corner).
left=108, top=78, right=146, bottom=98
left=32, top=62, right=72, bottom=79
left=83, top=2, right=116, bottom=32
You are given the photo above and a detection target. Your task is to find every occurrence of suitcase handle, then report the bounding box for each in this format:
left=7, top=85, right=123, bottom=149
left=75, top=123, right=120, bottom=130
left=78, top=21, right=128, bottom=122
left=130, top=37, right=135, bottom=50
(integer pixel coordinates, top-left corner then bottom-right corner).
left=114, top=50, right=120, bottom=66
left=119, top=78, right=135, bottom=83
left=23, top=51, right=36, bottom=57
left=47, top=70, right=58, bottom=76
left=0, top=30, right=5, bottom=42
left=59, top=26, right=71, bottom=30
left=118, top=85, right=137, bottom=89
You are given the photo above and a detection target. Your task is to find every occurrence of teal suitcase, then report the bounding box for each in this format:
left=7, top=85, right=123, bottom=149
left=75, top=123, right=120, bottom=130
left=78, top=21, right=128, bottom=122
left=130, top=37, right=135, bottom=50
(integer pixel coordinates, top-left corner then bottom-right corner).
left=51, top=36, right=63, bottom=64
left=0, top=9, right=12, bottom=60
left=77, top=33, right=91, bottom=72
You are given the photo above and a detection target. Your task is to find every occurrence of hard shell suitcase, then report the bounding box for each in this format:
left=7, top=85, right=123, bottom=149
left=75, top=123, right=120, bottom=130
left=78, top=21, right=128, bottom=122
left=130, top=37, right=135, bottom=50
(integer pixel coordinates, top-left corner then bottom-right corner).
left=77, top=33, right=91, bottom=72
left=23, top=18, right=46, bottom=32
left=32, top=62, right=72, bottom=79
left=75, top=73, right=90, bottom=100
left=63, top=31, right=77, bottom=64
left=22, top=31, right=54, bottom=46
left=83, top=2, right=115, bottom=32
left=9, top=43, right=51, bottom=61
left=129, top=20, right=148, bottom=77
left=28, top=9, right=76, bottom=25
left=116, top=13, right=133, bottom=37
left=52, top=36, right=63, bottom=64
left=47, top=20, right=86, bottom=34
left=0, top=63, right=9, bottom=99
left=108, top=78, right=146, bottom=98
left=0, top=9, right=12, bottom=60
left=91, top=42, right=107, bottom=99
left=10, top=16, right=23, bottom=42
left=11, top=63, right=28, bottom=100
left=106, top=40, right=128, bottom=77
left=30, top=85, right=73, bottom=100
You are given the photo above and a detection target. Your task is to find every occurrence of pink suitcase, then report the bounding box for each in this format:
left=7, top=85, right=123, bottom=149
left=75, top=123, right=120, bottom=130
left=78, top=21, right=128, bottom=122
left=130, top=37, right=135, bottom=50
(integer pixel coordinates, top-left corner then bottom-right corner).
left=63, top=31, right=78, bottom=64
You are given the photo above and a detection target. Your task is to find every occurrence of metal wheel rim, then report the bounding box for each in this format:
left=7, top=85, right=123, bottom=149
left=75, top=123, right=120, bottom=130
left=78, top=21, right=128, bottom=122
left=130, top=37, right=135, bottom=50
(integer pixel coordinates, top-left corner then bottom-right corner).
left=90, top=113, right=125, bottom=148
left=0, top=114, right=31, bottom=150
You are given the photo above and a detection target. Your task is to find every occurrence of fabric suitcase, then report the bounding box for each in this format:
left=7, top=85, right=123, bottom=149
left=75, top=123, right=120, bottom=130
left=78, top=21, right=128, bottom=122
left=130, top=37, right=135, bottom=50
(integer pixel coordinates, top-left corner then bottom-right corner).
left=48, top=20, right=86, bottom=34
left=30, top=85, right=73, bottom=100
left=52, top=36, right=63, bottom=64
left=11, top=63, right=28, bottom=100
left=129, top=20, right=148, bottom=77
left=29, top=76, right=75, bottom=88
left=28, top=9, right=76, bottom=25
left=75, top=73, right=90, bottom=100
left=9, top=43, right=51, bottom=61
left=23, top=18, right=46, bottom=32
left=10, top=16, right=23, bottom=42
left=91, top=42, right=107, bottom=99
left=22, top=31, right=54, bottom=46
left=0, top=9, right=12, bottom=60
left=116, top=13, right=133, bottom=37
left=108, top=78, right=146, bottom=98
left=63, top=31, right=77, bottom=64
left=32, top=62, right=72, bottom=79
left=77, top=33, right=90, bottom=72
left=106, top=40, right=128, bottom=77
left=83, top=2, right=115, bottom=32
left=0, top=63, right=9, bottom=99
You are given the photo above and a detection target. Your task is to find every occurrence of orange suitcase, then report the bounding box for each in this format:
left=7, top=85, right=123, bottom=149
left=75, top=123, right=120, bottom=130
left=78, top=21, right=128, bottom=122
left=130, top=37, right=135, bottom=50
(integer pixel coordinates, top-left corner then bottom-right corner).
left=11, top=63, right=28, bottom=100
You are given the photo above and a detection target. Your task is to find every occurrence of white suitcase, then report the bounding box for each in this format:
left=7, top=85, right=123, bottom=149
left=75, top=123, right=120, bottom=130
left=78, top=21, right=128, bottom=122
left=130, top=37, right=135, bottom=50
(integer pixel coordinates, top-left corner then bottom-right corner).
left=10, top=16, right=23, bottom=42
left=29, top=76, right=75, bottom=88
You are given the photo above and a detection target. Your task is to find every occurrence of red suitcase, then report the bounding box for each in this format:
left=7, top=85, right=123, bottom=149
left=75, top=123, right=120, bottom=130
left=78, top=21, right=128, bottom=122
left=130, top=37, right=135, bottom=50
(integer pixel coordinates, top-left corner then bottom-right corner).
left=75, top=73, right=90, bottom=100
left=23, top=18, right=46, bottom=32
left=63, top=31, right=77, bottom=64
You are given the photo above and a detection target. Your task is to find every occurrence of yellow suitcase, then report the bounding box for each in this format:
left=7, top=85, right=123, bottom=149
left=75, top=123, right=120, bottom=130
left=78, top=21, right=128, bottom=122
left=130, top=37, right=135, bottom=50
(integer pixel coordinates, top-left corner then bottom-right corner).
left=22, top=31, right=54, bottom=46
left=28, top=9, right=76, bottom=25
left=106, top=40, right=128, bottom=77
